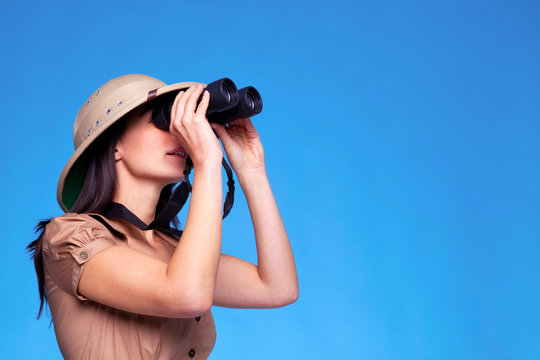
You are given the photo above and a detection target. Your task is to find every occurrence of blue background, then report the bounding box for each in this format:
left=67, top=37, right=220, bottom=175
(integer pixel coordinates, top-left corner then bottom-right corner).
left=1, top=0, right=539, bottom=358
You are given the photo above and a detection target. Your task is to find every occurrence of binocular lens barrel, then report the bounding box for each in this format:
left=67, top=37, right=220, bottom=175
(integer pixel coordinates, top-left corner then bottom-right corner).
left=151, top=78, right=263, bottom=130
left=244, top=87, right=263, bottom=113
left=208, top=86, right=263, bottom=124
left=204, top=78, right=239, bottom=114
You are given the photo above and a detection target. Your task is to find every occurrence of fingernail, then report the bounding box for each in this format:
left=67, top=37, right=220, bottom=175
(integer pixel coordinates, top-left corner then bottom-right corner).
left=197, top=84, right=202, bottom=88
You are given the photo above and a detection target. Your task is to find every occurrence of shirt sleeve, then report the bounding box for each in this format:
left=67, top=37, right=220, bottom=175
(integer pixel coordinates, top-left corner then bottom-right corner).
left=42, top=213, right=122, bottom=301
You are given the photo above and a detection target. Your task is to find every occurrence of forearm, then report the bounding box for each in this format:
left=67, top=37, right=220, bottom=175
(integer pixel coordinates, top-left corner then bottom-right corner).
left=166, top=161, right=223, bottom=305
left=238, top=169, right=298, bottom=298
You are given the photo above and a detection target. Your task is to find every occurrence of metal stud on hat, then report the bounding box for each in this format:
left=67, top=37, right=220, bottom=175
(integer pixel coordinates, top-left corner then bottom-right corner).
left=57, top=74, right=202, bottom=212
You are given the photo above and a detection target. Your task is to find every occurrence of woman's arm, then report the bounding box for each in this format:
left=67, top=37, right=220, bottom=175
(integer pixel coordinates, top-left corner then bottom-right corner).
left=210, top=119, right=299, bottom=308
left=214, top=169, right=298, bottom=308
left=78, top=86, right=224, bottom=318
left=78, top=161, right=223, bottom=318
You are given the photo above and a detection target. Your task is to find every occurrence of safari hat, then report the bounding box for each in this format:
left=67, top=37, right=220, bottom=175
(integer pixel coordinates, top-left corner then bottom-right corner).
left=57, top=74, right=202, bottom=212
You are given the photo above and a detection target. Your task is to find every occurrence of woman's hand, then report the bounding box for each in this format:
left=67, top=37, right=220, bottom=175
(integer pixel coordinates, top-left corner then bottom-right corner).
left=169, top=85, right=223, bottom=167
left=210, top=118, right=265, bottom=175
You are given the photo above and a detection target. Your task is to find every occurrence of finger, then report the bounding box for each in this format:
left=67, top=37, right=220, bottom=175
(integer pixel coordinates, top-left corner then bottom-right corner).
left=195, top=89, right=210, bottom=118
left=237, top=117, right=253, bottom=128
left=169, top=90, right=185, bottom=129
left=236, top=117, right=260, bottom=137
left=184, top=85, right=205, bottom=119
left=172, top=87, right=195, bottom=129
left=211, top=123, right=234, bottom=150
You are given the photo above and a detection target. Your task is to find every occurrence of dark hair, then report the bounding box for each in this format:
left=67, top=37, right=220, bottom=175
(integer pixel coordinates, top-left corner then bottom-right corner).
left=27, top=106, right=180, bottom=319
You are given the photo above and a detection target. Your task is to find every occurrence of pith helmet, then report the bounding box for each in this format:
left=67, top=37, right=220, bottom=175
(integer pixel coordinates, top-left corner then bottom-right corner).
left=57, top=74, right=202, bottom=212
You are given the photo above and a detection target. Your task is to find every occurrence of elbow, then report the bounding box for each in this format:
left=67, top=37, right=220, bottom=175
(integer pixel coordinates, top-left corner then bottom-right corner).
left=192, top=294, right=214, bottom=315
left=283, top=279, right=300, bottom=305
left=165, top=295, right=213, bottom=318
left=182, top=296, right=213, bottom=317
left=283, top=286, right=299, bottom=306
left=269, top=285, right=299, bottom=308
left=162, top=286, right=214, bottom=318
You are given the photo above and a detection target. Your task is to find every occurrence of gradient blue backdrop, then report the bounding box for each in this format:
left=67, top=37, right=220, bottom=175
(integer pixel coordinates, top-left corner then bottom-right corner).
left=1, top=0, right=538, bottom=359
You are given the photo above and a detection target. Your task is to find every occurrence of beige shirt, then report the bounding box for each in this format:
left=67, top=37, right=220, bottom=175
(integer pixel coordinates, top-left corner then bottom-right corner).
left=43, top=212, right=216, bottom=360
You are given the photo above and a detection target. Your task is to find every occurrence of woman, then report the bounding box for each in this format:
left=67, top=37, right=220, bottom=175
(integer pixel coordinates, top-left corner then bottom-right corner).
left=28, top=74, right=298, bottom=359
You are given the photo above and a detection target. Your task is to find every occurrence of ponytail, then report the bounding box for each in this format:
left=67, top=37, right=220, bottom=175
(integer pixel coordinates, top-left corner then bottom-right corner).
left=26, top=219, right=52, bottom=319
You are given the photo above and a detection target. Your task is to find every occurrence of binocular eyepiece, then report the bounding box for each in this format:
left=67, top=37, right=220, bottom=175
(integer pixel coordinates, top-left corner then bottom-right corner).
left=151, top=78, right=263, bottom=130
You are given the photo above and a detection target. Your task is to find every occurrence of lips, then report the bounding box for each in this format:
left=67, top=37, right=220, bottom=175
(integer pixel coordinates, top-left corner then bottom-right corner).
left=167, top=147, right=188, bottom=158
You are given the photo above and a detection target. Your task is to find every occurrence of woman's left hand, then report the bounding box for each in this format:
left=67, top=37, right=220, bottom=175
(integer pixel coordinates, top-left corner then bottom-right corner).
left=210, top=118, right=265, bottom=175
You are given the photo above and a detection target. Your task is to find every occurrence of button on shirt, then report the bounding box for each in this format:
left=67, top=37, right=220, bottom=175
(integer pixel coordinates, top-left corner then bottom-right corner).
left=42, top=213, right=216, bottom=360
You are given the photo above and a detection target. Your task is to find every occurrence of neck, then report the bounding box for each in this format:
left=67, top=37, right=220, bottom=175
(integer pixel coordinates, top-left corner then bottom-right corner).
left=113, top=176, right=165, bottom=226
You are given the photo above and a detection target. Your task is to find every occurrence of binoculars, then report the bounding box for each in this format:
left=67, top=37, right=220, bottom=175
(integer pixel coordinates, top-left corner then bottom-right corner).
left=152, top=78, right=263, bottom=130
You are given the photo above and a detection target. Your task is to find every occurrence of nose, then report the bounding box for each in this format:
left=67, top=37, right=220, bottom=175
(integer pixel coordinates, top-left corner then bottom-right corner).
left=166, top=132, right=177, bottom=141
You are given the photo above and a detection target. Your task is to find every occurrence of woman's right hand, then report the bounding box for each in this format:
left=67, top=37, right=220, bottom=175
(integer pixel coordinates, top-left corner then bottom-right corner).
left=169, top=85, right=223, bottom=167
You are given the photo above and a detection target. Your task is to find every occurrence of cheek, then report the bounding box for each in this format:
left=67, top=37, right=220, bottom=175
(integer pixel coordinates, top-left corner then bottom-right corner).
left=118, top=131, right=163, bottom=167
left=123, top=126, right=164, bottom=153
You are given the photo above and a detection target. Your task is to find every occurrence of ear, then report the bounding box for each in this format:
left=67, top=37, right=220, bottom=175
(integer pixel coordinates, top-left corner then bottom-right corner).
left=114, top=140, right=123, bottom=161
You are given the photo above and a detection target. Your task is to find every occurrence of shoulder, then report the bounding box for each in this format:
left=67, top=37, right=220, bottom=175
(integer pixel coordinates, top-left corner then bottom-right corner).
left=45, top=213, right=102, bottom=237
left=42, top=213, right=125, bottom=300
left=47, top=212, right=125, bottom=237
left=44, top=213, right=124, bottom=252
left=46, top=213, right=104, bottom=239
left=47, top=212, right=104, bottom=228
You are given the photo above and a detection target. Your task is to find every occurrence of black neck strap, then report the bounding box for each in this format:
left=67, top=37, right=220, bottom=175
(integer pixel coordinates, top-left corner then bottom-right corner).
left=221, top=158, right=235, bottom=218
left=100, top=155, right=235, bottom=238
left=177, top=156, right=235, bottom=220
left=100, top=202, right=184, bottom=239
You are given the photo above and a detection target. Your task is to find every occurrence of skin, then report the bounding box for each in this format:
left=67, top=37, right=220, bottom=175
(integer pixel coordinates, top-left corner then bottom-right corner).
left=78, top=85, right=299, bottom=317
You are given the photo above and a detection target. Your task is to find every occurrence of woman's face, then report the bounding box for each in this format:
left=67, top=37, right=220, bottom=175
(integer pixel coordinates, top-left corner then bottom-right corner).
left=115, top=106, right=187, bottom=186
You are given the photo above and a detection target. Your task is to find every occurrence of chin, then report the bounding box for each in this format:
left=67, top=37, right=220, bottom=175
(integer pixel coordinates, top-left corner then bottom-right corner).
left=152, top=171, right=185, bottom=187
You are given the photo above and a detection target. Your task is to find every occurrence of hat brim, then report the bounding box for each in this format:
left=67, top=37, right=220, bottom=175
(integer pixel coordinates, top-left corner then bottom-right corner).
left=57, top=81, right=202, bottom=212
